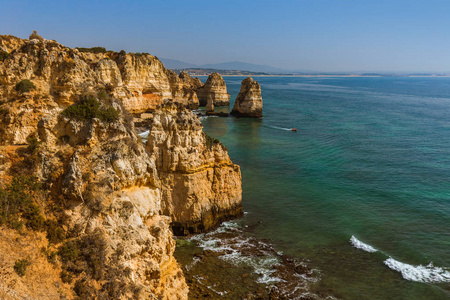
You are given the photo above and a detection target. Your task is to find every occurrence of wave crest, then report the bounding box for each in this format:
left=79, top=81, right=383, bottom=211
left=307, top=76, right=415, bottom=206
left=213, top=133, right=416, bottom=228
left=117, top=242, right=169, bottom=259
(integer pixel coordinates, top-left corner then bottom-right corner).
left=350, top=235, right=378, bottom=253
left=384, top=258, right=450, bottom=283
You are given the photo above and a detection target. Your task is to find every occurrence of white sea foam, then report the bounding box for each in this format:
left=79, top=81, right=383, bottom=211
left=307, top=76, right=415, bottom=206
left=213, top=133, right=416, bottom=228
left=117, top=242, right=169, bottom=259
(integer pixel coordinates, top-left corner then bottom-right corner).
left=350, top=235, right=378, bottom=253
left=384, top=258, right=450, bottom=283
left=188, top=221, right=285, bottom=284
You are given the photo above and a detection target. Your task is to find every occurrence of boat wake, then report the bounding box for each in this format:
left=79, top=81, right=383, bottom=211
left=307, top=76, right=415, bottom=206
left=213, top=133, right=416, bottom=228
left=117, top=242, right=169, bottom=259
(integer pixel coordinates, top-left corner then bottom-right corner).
left=350, top=235, right=450, bottom=283
left=265, top=125, right=294, bottom=131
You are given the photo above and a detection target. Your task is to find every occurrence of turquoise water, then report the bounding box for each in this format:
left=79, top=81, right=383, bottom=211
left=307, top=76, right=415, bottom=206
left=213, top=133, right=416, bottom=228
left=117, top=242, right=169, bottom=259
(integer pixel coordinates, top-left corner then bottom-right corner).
left=200, top=76, right=450, bottom=299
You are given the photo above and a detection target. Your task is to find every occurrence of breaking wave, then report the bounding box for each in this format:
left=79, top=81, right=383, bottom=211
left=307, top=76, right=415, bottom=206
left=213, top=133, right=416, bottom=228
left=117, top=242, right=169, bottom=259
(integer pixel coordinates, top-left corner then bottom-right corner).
left=350, top=235, right=378, bottom=253
left=384, top=258, right=450, bottom=283
left=350, top=235, right=450, bottom=283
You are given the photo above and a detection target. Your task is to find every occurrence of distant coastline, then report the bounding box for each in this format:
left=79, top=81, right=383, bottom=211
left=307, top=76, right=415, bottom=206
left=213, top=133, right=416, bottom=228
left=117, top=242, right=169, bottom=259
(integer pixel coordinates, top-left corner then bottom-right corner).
left=172, top=68, right=450, bottom=78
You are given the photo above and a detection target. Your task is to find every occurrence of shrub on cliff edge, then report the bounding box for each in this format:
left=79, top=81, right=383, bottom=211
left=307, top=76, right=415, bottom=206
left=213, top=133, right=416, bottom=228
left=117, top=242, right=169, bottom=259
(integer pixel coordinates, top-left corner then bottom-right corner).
left=76, top=47, right=107, bottom=54
left=29, top=30, right=44, bottom=41
left=61, top=95, right=119, bottom=122
left=15, top=79, right=36, bottom=93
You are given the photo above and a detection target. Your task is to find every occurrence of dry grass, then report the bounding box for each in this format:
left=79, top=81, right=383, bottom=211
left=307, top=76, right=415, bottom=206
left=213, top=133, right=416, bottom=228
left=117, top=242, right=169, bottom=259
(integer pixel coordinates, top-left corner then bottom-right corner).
left=0, top=227, right=74, bottom=299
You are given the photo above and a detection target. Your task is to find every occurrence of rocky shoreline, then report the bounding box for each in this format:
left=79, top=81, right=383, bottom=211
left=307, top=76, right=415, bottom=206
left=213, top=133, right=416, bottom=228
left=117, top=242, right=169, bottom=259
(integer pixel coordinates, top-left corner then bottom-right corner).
left=174, top=219, right=337, bottom=300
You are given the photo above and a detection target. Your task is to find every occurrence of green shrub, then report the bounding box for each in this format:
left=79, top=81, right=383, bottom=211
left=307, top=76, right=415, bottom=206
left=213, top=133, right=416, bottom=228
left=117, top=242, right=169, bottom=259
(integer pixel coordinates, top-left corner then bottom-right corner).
left=41, top=246, right=57, bottom=263
left=80, top=229, right=107, bottom=280
left=14, top=257, right=31, bottom=276
left=60, top=270, right=73, bottom=283
left=0, top=50, right=9, bottom=62
left=46, top=219, right=66, bottom=244
left=74, top=279, right=97, bottom=299
left=61, top=95, right=119, bottom=122
left=23, top=202, right=45, bottom=231
left=97, top=90, right=107, bottom=100
left=0, top=175, right=43, bottom=230
left=15, top=79, right=36, bottom=93
left=26, top=137, right=40, bottom=154
left=58, top=240, right=80, bottom=263
left=76, top=47, right=107, bottom=54
left=29, top=30, right=43, bottom=41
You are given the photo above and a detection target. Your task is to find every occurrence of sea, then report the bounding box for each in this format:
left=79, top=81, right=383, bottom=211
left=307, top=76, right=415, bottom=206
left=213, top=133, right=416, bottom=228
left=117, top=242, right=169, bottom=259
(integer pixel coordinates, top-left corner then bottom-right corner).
left=175, top=76, right=450, bottom=299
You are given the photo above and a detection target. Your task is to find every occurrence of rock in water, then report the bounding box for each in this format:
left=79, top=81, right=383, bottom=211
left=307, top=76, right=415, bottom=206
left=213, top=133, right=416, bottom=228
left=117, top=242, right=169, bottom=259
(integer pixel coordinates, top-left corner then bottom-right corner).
left=230, top=77, right=263, bottom=118
left=196, top=72, right=230, bottom=107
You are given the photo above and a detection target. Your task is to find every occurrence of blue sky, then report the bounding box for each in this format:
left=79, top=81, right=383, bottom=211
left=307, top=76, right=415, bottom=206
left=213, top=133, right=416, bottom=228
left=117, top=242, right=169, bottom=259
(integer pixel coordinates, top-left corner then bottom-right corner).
left=1, top=0, right=450, bottom=72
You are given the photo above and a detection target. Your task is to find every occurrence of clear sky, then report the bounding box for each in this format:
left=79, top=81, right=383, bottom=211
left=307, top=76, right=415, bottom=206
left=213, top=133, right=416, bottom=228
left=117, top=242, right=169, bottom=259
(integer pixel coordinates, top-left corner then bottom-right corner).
left=1, top=0, right=450, bottom=73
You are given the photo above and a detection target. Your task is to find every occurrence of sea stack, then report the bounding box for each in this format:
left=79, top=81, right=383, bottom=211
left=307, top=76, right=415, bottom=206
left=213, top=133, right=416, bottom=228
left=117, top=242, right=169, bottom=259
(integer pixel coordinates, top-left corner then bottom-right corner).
left=196, top=72, right=230, bottom=107
left=230, top=77, right=263, bottom=118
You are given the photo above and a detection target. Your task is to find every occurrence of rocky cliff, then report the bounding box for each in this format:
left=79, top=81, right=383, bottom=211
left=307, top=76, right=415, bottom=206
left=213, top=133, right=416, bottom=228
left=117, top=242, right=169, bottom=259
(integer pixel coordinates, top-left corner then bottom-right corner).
left=0, top=34, right=242, bottom=299
left=231, top=76, right=263, bottom=118
left=196, top=72, right=230, bottom=107
left=146, top=102, right=242, bottom=235
left=0, top=35, right=206, bottom=146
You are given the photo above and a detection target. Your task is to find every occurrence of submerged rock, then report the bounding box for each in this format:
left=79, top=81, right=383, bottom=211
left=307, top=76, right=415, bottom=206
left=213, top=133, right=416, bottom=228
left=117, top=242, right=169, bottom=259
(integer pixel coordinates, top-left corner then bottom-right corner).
left=231, top=77, right=263, bottom=118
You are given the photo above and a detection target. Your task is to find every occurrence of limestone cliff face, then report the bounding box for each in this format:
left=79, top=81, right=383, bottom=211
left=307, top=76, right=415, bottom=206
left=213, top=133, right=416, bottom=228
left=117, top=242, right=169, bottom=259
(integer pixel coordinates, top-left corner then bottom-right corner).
left=0, top=34, right=243, bottom=299
left=37, top=103, right=188, bottom=299
left=146, top=102, right=242, bottom=234
left=165, top=70, right=199, bottom=109
left=231, top=76, right=263, bottom=118
left=196, top=72, right=230, bottom=107
left=0, top=36, right=203, bottom=145
left=179, top=70, right=203, bottom=90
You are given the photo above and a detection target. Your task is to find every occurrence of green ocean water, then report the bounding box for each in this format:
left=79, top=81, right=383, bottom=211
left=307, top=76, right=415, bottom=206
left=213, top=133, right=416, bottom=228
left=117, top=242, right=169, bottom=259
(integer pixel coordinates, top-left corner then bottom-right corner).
left=199, top=76, right=450, bottom=299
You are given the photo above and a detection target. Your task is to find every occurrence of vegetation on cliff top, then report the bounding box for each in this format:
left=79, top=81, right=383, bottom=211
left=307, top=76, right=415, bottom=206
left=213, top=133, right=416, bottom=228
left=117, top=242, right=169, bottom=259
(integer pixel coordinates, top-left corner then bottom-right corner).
left=75, top=46, right=107, bottom=54
left=61, top=94, right=119, bottom=122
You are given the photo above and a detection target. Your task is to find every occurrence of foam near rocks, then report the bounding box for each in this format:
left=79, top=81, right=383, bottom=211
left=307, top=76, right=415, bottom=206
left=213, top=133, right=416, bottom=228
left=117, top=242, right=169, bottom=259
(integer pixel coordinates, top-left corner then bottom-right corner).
left=187, top=220, right=324, bottom=298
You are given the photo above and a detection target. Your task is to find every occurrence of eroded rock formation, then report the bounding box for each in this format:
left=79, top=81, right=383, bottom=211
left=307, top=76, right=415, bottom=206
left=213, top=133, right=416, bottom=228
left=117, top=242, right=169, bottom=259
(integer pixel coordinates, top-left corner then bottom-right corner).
left=0, top=36, right=205, bottom=146
left=0, top=34, right=242, bottom=299
left=231, top=76, right=263, bottom=118
left=36, top=104, right=188, bottom=299
left=196, top=72, right=230, bottom=107
left=146, top=102, right=242, bottom=234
